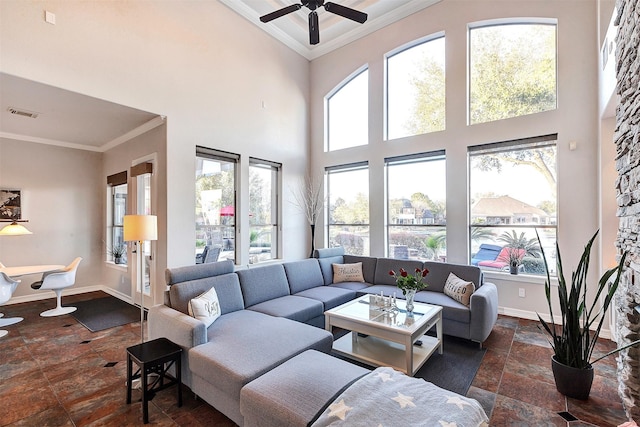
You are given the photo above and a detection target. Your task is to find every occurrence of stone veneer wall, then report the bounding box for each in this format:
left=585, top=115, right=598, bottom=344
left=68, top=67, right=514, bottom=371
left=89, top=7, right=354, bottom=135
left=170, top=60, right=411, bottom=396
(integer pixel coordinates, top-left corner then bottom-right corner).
left=614, top=0, right=640, bottom=420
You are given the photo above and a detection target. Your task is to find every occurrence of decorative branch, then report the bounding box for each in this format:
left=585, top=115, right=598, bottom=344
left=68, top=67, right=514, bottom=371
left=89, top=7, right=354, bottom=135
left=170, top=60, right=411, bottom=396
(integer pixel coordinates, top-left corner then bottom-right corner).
left=290, top=174, right=325, bottom=225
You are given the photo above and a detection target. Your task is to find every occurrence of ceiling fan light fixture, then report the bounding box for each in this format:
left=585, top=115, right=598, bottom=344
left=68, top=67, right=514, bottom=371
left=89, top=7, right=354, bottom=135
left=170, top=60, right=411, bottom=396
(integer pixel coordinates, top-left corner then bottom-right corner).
left=259, top=0, right=367, bottom=45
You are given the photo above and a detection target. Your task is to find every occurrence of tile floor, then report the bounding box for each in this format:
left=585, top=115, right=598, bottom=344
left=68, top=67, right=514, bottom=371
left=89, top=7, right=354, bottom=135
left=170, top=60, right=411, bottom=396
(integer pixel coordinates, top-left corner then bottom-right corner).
left=0, top=291, right=629, bottom=426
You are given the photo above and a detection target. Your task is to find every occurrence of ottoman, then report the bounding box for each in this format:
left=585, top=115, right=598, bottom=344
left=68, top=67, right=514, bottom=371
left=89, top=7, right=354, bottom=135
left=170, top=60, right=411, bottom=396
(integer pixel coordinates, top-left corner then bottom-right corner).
left=240, top=350, right=369, bottom=427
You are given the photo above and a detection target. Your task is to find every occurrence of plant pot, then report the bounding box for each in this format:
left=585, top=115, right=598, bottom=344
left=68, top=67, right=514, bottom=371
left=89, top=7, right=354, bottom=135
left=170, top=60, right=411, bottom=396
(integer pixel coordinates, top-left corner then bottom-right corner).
left=551, top=356, right=594, bottom=400
left=509, top=264, right=519, bottom=275
left=114, top=256, right=124, bottom=265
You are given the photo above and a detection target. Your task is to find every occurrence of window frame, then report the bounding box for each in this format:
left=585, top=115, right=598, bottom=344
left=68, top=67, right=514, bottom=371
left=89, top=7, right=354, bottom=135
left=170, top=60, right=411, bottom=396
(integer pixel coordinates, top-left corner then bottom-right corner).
left=196, top=147, right=239, bottom=264
left=385, top=150, right=447, bottom=261
left=468, top=134, right=558, bottom=276
left=248, top=157, right=281, bottom=264
left=325, top=65, right=369, bottom=152
left=325, top=162, right=370, bottom=255
left=384, top=32, right=446, bottom=141
left=467, top=18, right=558, bottom=125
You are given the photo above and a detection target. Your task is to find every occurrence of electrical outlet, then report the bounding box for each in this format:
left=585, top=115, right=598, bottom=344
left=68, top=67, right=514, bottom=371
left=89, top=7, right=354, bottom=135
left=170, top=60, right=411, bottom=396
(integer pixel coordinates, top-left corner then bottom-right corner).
left=518, top=288, right=525, bottom=298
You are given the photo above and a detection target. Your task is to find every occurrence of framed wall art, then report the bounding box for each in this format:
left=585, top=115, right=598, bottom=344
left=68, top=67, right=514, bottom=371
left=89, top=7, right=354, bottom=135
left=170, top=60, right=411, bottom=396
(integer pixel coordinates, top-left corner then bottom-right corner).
left=0, top=189, right=22, bottom=220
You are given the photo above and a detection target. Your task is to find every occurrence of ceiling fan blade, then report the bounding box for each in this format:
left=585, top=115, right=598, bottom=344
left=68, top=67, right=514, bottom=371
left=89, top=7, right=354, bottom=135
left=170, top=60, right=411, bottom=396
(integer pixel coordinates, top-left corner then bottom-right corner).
left=309, top=11, right=320, bottom=45
left=260, top=4, right=302, bottom=23
left=324, top=2, right=367, bottom=24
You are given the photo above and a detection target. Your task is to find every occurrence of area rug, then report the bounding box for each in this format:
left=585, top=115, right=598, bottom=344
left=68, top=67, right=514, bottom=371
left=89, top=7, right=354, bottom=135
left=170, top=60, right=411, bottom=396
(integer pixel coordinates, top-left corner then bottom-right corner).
left=71, top=296, right=142, bottom=332
left=332, top=331, right=486, bottom=396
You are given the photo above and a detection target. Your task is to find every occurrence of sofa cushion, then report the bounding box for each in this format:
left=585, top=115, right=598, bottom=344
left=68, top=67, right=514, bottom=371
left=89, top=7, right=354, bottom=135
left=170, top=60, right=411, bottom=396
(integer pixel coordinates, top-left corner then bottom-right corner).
left=423, top=261, right=483, bottom=294
left=188, top=287, right=221, bottom=327
left=190, top=310, right=333, bottom=399
left=329, top=281, right=371, bottom=292
left=414, top=290, right=471, bottom=323
left=344, top=255, right=377, bottom=284
left=237, top=264, right=290, bottom=307
left=332, top=262, right=365, bottom=283
left=284, top=259, right=325, bottom=294
left=317, top=255, right=344, bottom=285
left=374, top=258, right=424, bottom=286
left=240, top=350, right=368, bottom=427
left=294, top=286, right=357, bottom=310
left=168, top=272, right=245, bottom=315
left=246, top=295, right=324, bottom=323
left=166, top=260, right=235, bottom=285
left=443, top=273, right=475, bottom=306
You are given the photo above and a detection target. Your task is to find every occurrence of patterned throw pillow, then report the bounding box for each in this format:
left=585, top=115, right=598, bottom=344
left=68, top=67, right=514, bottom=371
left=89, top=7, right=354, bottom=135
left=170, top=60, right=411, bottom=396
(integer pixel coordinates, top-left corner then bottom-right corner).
left=332, top=262, right=365, bottom=283
left=188, top=287, right=221, bottom=327
left=443, top=272, right=475, bottom=306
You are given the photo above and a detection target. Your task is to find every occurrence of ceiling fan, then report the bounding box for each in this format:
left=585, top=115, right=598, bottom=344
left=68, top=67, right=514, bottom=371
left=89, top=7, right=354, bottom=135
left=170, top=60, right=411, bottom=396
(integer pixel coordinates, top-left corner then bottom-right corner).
left=259, top=1, right=368, bottom=45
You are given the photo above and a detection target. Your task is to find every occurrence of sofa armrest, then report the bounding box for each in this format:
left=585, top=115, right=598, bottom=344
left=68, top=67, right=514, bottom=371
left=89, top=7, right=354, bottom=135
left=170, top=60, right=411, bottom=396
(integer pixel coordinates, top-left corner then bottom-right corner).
left=468, top=282, right=498, bottom=344
left=148, top=304, right=208, bottom=349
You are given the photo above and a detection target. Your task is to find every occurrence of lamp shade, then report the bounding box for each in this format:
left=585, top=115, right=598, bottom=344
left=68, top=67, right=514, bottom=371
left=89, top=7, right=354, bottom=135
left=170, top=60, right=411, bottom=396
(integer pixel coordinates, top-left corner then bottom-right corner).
left=0, top=221, right=33, bottom=236
left=124, top=215, right=157, bottom=242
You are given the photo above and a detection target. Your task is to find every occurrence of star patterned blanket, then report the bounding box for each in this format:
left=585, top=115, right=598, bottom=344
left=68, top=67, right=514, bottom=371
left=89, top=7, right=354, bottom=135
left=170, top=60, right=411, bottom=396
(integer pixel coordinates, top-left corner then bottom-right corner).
left=310, top=367, right=489, bottom=427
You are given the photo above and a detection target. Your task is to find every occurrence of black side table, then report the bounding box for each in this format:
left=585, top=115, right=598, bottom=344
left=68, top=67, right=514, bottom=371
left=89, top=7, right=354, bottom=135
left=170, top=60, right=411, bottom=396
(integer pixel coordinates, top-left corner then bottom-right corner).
left=126, top=337, right=183, bottom=424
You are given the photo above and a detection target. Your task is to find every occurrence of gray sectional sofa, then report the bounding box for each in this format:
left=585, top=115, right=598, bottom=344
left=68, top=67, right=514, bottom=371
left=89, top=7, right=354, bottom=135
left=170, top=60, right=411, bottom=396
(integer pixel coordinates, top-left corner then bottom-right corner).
left=148, top=248, right=498, bottom=425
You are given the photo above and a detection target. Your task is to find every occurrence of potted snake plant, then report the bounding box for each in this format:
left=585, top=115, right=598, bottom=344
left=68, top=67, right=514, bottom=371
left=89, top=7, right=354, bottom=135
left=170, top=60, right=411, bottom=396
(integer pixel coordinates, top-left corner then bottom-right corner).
left=537, top=230, right=639, bottom=399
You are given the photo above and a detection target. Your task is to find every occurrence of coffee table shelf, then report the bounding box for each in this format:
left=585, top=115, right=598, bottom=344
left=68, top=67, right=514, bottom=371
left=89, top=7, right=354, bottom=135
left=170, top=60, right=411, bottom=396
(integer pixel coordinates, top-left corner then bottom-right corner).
left=325, top=296, right=443, bottom=376
left=333, top=332, right=441, bottom=375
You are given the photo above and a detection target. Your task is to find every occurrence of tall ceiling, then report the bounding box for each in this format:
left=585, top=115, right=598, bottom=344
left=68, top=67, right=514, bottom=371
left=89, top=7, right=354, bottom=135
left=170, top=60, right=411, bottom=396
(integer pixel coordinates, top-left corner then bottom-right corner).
left=219, top=0, right=441, bottom=60
left=0, top=1, right=440, bottom=151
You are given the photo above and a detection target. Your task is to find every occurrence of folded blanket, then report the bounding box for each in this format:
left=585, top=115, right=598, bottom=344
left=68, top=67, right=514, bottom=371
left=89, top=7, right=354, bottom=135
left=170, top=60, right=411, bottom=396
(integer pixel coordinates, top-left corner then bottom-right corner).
left=310, top=366, right=489, bottom=427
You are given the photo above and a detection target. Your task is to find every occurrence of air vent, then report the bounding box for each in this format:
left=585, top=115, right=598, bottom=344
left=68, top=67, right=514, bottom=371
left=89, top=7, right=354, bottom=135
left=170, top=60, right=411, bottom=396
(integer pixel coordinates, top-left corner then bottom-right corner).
left=7, top=107, right=39, bottom=119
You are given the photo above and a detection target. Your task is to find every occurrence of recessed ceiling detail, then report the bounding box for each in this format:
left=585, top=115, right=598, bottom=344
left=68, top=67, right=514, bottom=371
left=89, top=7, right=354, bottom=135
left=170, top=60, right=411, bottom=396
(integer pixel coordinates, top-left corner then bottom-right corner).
left=219, top=0, right=441, bottom=60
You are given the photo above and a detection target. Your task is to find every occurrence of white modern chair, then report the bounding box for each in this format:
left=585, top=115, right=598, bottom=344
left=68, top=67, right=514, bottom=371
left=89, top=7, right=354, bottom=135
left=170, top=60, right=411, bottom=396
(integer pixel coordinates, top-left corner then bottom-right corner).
left=31, top=257, right=82, bottom=317
left=0, top=272, right=24, bottom=338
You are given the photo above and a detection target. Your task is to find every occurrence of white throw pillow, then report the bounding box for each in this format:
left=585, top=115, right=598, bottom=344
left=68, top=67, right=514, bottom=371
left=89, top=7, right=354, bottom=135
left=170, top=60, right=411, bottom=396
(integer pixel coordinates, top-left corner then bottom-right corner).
left=443, top=272, right=475, bottom=306
left=188, top=287, right=221, bottom=327
left=332, top=262, right=365, bottom=283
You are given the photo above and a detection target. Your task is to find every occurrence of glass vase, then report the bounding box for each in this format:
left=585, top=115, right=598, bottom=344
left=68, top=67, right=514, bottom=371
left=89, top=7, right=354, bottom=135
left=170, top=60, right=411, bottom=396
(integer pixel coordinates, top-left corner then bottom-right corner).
left=405, top=289, right=416, bottom=313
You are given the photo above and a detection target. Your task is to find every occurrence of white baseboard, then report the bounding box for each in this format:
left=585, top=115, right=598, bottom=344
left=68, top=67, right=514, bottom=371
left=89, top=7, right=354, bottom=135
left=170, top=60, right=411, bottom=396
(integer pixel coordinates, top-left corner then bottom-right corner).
left=5, top=285, right=132, bottom=306
left=498, top=306, right=613, bottom=341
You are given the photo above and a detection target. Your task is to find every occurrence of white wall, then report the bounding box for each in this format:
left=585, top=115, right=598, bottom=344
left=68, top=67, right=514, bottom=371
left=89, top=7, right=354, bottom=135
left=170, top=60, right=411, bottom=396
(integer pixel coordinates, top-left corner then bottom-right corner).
left=0, top=138, right=103, bottom=298
left=0, top=1, right=311, bottom=286
left=309, top=0, right=604, bottom=323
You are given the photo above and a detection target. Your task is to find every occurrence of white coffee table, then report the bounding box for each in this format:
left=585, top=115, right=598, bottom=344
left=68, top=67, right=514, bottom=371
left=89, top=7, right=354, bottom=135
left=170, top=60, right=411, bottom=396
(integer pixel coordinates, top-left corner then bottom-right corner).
left=325, top=295, right=443, bottom=376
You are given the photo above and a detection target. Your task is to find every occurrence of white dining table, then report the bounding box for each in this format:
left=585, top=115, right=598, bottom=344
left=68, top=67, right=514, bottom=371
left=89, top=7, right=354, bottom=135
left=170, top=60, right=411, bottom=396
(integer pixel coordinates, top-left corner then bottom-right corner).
left=0, top=264, right=65, bottom=278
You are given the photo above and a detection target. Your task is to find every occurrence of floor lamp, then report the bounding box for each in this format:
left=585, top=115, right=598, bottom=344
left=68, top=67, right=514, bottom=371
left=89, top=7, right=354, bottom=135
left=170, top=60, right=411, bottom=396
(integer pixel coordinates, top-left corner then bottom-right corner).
left=124, top=215, right=157, bottom=343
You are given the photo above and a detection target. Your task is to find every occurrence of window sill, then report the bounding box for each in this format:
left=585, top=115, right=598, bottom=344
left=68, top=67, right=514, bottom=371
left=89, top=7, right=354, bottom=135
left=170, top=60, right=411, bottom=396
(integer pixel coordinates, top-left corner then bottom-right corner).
left=105, top=262, right=128, bottom=272
left=483, top=270, right=558, bottom=286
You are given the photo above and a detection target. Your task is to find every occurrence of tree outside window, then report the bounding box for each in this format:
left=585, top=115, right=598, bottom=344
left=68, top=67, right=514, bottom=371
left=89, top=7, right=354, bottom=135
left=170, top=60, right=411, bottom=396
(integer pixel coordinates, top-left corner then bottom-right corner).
left=249, top=159, right=280, bottom=264
left=469, top=22, right=557, bottom=125
left=387, top=35, right=445, bottom=140
left=326, top=164, right=369, bottom=255
left=386, top=153, right=446, bottom=261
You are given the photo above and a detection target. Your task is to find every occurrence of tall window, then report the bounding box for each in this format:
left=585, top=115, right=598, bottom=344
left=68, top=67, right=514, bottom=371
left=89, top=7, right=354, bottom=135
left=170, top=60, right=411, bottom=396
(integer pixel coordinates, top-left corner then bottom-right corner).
left=326, top=68, right=368, bottom=151
left=196, top=148, right=238, bottom=264
left=249, top=158, right=280, bottom=264
left=106, top=171, right=127, bottom=264
left=469, top=135, right=557, bottom=276
left=386, top=152, right=446, bottom=261
left=326, top=163, right=369, bottom=255
left=386, top=35, right=445, bottom=140
left=469, top=21, right=557, bottom=125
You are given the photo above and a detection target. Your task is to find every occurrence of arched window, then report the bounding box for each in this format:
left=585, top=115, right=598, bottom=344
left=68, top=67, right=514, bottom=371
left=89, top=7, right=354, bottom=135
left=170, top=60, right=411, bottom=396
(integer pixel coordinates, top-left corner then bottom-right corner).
left=386, top=34, right=445, bottom=140
left=469, top=20, right=557, bottom=124
left=326, top=68, right=368, bottom=151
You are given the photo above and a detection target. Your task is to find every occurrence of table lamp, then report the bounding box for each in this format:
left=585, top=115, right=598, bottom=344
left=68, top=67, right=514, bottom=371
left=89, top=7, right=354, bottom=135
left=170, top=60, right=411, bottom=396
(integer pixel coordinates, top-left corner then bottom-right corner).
left=124, top=215, right=157, bottom=343
left=0, top=219, right=32, bottom=235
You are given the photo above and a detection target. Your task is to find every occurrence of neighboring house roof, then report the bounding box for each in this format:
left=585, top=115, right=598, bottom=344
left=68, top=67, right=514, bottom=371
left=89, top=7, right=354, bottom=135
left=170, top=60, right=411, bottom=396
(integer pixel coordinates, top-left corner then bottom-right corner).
left=471, top=195, right=548, bottom=219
